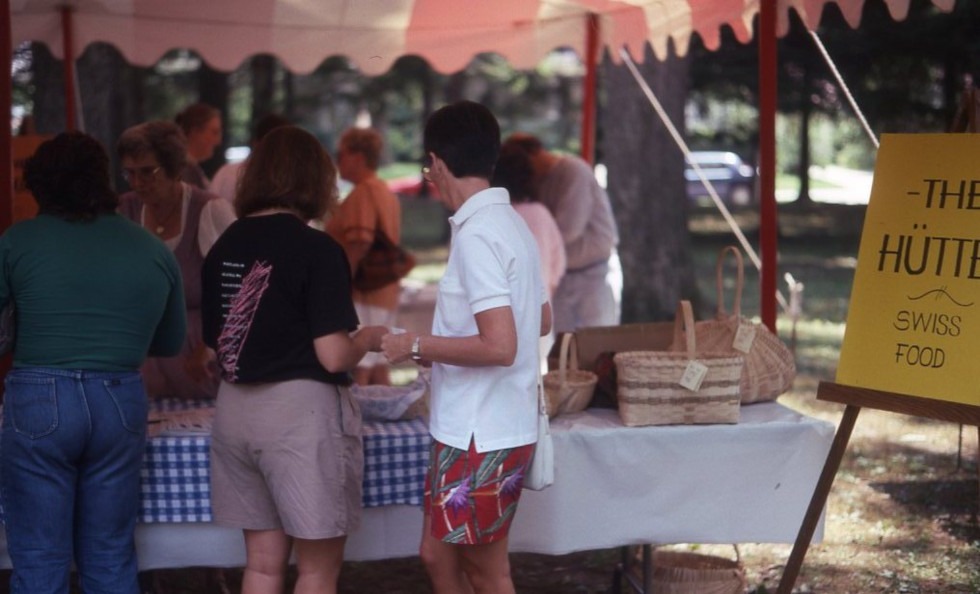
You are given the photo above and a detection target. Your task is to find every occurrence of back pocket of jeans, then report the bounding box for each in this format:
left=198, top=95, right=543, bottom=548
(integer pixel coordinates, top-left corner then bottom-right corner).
left=4, top=377, right=58, bottom=439
left=103, top=375, right=149, bottom=435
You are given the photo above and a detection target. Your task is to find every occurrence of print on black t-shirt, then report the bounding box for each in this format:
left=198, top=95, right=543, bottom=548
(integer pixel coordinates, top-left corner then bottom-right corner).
left=217, top=260, right=272, bottom=381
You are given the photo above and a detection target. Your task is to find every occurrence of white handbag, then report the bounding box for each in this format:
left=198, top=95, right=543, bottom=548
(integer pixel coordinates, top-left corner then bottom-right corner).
left=524, top=383, right=555, bottom=490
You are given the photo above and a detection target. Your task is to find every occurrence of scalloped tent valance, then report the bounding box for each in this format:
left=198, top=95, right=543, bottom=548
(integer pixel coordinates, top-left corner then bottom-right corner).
left=10, top=0, right=956, bottom=75
left=1, top=0, right=961, bottom=334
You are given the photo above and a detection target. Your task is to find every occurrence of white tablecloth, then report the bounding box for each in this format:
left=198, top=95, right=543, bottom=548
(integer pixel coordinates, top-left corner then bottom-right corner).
left=0, top=402, right=834, bottom=568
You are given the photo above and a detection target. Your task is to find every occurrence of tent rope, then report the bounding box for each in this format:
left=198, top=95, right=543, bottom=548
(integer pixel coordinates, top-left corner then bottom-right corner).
left=619, top=48, right=789, bottom=315
left=808, top=30, right=880, bottom=149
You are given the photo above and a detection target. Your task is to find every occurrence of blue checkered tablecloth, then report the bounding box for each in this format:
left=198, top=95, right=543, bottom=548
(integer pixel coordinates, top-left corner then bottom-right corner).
left=362, top=418, right=429, bottom=507
left=139, top=400, right=431, bottom=523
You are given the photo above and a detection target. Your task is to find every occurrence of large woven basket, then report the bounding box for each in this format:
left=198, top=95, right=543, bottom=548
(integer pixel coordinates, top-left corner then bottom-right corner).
left=669, top=246, right=795, bottom=403
left=615, top=301, right=741, bottom=426
left=649, top=549, right=746, bottom=594
left=543, top=333, right=597, bottom=417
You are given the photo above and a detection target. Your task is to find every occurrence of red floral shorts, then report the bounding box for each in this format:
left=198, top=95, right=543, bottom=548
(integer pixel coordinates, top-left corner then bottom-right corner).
left=424, top=438, right=534, bottom=545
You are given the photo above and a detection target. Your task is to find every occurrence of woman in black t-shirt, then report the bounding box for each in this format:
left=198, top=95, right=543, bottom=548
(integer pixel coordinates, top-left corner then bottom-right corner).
left=201, top=126, right=387, bottom=594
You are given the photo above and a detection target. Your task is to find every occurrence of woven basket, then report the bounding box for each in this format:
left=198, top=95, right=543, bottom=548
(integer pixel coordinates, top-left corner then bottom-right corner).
left=543, top=333, right=597, bottom=417
left=669, top=246, right=795, bottom=403
left=615, top=301, right=741, bottom=426
left=650, top=549, right=747, bottom=594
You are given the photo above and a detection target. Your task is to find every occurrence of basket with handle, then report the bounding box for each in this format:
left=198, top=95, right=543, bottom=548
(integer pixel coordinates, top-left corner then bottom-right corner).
left=668, top=246, right=795, bottom=403
left=615, top=301, right=742, bottom=426
left=645, top=546, right=747, bottom=594
left=542, top=332, right=597, bottom=417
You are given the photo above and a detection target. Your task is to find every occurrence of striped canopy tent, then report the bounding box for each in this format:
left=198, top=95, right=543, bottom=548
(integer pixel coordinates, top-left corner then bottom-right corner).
left=2, top=0, right=958, bottom=328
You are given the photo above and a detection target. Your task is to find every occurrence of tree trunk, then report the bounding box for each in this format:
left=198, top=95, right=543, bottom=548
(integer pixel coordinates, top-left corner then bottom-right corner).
left=199, top=60, right=229, bottom=176
left=601, top=46, right=699, bottom=323
left=76, top=44, right=145, bottom=188
left=796, top=62, right=812, bottom=205
left=30, top=43, right=65, bottom=134
left=249, top=55, right=276, bottom=121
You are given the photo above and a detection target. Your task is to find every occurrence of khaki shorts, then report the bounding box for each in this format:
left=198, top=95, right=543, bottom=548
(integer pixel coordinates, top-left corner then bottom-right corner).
left=210, top=379, right=363, bottom=539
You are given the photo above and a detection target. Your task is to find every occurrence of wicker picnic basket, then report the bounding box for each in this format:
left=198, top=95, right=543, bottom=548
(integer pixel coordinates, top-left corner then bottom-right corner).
left=615, top=301, right=742, bottom=426
left=543, top=332, right=597, bottom=417
left=649, top=549, right=747, bottom=594
left=669, top=246, right=795, bottom=403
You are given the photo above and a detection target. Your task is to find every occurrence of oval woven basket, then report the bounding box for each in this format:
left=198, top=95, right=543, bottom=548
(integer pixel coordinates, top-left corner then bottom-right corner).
left=650, top=549, right=746, bottom=594
left=615, top=301, right=742, bottom=427
left=543, top=333, right=597, bottom=417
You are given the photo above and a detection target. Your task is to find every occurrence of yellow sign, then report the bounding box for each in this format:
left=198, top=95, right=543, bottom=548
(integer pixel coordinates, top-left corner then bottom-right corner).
left=837, top=133, right=980, bottom=406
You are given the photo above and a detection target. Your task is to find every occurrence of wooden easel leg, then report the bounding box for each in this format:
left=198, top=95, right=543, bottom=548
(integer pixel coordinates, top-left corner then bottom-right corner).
left=777, top=404, right=861, bottom=594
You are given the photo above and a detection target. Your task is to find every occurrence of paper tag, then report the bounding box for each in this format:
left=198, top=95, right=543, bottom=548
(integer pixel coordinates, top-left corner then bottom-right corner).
left=679, top=360, right=709, bottom=391
left=733, top=323, right=756, bottom=354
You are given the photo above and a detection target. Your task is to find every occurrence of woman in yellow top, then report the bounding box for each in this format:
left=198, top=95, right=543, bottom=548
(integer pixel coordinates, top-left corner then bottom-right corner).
left=326, top=127, right=403, bottom=385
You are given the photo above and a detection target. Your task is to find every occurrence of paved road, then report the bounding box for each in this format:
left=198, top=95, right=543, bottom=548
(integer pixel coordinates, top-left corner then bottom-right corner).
left=777, top=165, right=873, bottom=205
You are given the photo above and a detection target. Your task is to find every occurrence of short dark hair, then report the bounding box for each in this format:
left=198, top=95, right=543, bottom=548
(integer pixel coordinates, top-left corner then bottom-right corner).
left=340, top=128, right=383, bottom=171
left=503, top=132, right=544, bottom=156
left=117, top=121, right=187, bottom=179
left=24, top=131, right=118, bottom=222
left=492, top=144, right=535, bottom=203
left=252, top=113, right=291, bottom=144
left=175, top=102, right=220, bottom=135
left=235, top=126, right=338, bottom=221
left=423, top=101, right=500, bottom=181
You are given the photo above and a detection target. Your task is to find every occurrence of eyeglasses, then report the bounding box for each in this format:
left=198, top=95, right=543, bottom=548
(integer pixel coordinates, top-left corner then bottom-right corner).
left=421, top=154, right=433, bottom=176
left=122, top=165, right=162, bottom=183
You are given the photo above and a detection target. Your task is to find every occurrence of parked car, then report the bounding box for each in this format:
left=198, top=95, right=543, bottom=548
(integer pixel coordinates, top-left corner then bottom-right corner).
left=685, top=151, right=756, bottom=208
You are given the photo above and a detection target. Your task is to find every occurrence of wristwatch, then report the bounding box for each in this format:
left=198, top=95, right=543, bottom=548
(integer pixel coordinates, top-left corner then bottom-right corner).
left=410, top=336, right=423, bottom=362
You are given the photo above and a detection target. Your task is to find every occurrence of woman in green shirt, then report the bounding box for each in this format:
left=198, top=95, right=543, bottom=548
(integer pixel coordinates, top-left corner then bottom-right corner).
left=0, top=132, right=186, bottom=593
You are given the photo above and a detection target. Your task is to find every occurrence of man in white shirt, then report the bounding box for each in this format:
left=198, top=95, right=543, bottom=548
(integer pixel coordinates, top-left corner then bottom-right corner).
left=504, top=133, right=622, bottom=333
left=382, top=101, right=552, bottom=594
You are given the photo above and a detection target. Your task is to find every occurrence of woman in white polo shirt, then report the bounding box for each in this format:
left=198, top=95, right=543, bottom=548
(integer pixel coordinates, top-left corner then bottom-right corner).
left=383, top=101, right=552, bottom=594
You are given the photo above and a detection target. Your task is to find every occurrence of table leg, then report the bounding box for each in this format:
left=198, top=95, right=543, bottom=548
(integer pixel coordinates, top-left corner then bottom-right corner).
left=642, top=544, right=653, bottom=593
left=777, top=404, right=860, bottom=594
left=617, top=545, right=649, bottom=594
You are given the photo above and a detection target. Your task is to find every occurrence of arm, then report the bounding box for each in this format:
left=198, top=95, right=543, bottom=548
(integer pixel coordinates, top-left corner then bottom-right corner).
left=197, top=198, right=237, bottom=255
left=148, top=260, right=187, bottom=357
left=540, top=301, right=553, bottom=337
left=548, top=162, right=596, bottom=245
left=314, top=325, right=388, bottom=373
left=382, top=305, right=517, bottom=368
left=331, top=183, right=379, bottom=274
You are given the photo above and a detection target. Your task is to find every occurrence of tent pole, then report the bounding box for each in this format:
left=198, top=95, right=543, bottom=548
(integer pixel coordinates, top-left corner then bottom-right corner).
left=758, top=0, right=778, bottom=332
left=580, top=13, right=599, bottom=164
left=61, top=5, right=77, bottom=131
left=2, top=0, right=13, bottom=232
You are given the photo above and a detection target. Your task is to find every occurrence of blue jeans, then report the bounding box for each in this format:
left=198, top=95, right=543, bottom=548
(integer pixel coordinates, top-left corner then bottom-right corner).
left=0, top=368, right=148, bottom=594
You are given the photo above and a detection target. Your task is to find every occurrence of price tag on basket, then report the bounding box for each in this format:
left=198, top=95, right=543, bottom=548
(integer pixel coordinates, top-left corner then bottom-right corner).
left=679, top=360, right=708, bottom=391
left=733, top=323, right=756, bottom=354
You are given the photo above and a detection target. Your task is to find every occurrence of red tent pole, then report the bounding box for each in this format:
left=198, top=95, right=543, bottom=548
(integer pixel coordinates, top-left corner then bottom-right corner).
left=758, top=0, right=778, bottom=331
left=580, top=13, right=599, bottom=164
left=2, top=0, right=13, bottom=233
left=61, top=5, right=76, bottom=131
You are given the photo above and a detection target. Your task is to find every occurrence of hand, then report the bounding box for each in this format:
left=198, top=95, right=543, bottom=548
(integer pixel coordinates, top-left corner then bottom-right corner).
left=184, top=343, right=217, bottom=385
left=353, top=325, right=388, bottom=352
left=382, top=331, right=416, bottom=365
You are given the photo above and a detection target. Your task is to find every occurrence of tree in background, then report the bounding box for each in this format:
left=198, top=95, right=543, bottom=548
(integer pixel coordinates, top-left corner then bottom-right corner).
left=602, top=45, right=700, bottom=322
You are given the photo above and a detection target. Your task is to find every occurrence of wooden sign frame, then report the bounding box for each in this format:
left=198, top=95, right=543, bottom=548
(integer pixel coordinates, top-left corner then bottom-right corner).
left=776, top=382, right=980, bottom=594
